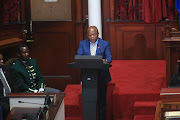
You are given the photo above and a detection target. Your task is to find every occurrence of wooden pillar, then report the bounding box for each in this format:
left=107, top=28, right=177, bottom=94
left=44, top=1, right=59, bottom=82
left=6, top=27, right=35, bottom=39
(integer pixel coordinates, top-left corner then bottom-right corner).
left=165, top=19, right=171, bottom=38
left=76, top=0, right=82, bottom=21
left=110, top=0, right=115, bottom=20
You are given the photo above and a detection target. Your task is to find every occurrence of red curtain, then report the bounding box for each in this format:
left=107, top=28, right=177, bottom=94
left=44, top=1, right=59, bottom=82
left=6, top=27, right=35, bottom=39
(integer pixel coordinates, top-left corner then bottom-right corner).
left=0, top=0, right=19, bottom=24
left=128, top=0, right=143, bottom=20
left=167, top=0, right=178, bottom=20
left=142, top=0, right=178, bottom=23
left=115, top=0, right=178, bottom=23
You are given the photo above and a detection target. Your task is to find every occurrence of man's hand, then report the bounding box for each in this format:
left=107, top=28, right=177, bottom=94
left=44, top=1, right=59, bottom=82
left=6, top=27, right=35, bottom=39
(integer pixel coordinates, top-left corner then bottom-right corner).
left=38, top=88, right=44, bottom=93
left=34, top=89, right=38, bottom=93
left=38, top=91, right=44, bottom=93
left=102, top=59, right=108, bottom=63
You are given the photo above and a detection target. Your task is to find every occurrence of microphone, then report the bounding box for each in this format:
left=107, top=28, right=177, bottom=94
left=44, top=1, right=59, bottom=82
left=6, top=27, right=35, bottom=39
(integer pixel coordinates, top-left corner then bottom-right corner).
left=18, top=101, right=44, bottom=105
left=97, top=44, right=103, bottom=55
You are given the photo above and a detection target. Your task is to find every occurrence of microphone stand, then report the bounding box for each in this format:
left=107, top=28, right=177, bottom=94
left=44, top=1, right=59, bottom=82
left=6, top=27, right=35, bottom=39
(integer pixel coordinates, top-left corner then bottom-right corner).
left=97, top=44, right=103, bottom=56
left=36, top=107, right=44, bottom=120
left=43, top=94, right=51, bottom=114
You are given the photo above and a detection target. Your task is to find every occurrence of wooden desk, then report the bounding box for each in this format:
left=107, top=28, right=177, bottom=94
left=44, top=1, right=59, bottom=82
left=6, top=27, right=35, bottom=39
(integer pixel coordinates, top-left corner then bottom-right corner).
left=7, top=93, right=65, bottom=120
left=160, top=88, right=180, bottom=102
left=7, top=108, right=40, bottom=120
left=155, top=88, right=180, bottom=120
left=155, top=101, right=180, bottom=120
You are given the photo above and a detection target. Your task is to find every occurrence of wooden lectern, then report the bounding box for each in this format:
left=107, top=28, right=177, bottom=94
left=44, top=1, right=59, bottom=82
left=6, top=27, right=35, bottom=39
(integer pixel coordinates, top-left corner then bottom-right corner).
left=7, top=93, right=65, bottom=120
left=163, top=19, right=180, bottom=86
left=68, top=55, right=110, bottom=120
left=155, top=88, right=180, bottom=120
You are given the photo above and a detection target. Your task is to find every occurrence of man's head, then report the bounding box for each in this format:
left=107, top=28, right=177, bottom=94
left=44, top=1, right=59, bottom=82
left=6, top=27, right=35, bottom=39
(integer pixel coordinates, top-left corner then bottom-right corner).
left=17, top=44, right=30, bottom=61
left=0, top=53, right=4, bottom=65
left=87, top=26, right=99, bottom=43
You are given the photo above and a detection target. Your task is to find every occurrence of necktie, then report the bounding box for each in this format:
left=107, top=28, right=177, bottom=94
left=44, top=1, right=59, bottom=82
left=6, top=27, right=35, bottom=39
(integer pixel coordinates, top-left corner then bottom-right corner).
left=91, top=43, right=95, bottom=56
left=0, top=68, right=11, bottom=96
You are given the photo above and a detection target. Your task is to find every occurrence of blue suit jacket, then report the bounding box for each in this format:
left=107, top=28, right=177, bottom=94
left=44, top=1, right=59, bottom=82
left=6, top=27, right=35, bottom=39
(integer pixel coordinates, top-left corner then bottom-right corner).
left=77, top=38, right=112, bottom=82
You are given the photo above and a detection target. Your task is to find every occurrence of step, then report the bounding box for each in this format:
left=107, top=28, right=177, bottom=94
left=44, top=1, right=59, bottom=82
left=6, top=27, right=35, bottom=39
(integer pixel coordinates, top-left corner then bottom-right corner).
left=134, top=101, right=157, bottom=115
left=64, top=84, right=82, bottom=117
left=106, top=82, right=116, bottom=120
left=112, top=88, right=160, bottom=118
left=133, top=115, right=155, bottom=120
left=65, top=83, right=115, bottom=119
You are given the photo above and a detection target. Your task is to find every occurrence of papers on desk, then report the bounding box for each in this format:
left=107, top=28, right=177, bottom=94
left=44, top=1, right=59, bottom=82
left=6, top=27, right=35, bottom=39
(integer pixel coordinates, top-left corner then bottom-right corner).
left=165, top=111, right=180, bottom=119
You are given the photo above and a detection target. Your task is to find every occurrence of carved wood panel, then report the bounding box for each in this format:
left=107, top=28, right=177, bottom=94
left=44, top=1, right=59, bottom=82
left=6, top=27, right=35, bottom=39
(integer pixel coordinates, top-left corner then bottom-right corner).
left=107, top=23, right=178, bottom=60
left=110, top=24, right=156, bottom=60
left=29, top=21, right=77, bottom=91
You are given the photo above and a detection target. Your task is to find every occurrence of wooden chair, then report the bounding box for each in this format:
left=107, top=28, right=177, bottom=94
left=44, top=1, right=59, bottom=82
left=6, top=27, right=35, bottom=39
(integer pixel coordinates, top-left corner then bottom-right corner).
left=5, top=58, right=17, bottom=67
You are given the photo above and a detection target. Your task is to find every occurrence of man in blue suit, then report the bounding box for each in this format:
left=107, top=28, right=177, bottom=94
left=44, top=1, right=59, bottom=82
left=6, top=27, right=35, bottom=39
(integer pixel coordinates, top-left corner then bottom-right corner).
left=77, top=26, right=112, bottom=120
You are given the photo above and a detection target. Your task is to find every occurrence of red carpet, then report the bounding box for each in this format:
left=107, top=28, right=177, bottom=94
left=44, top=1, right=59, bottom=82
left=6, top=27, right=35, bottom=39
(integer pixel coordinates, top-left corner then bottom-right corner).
left=64, top=60, right=166, bottom=120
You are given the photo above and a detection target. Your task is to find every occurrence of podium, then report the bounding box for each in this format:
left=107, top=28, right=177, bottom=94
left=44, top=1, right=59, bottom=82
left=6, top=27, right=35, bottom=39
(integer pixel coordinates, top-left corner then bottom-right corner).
left=68, top=55, right=110, bottom=120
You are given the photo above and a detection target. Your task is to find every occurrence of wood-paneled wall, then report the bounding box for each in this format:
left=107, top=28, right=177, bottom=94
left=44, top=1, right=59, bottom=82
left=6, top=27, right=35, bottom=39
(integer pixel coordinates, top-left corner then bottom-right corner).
left=0, top=0, right=178, bottom=91
left=108, top=23, right=173, bottom=60
left=0, top=24, right=26, bottom=60
left=26, top=0, right=88, bottom=91
left=102, top=0, right=178, bottom=60
left=29, top=21, right=77, bottom=91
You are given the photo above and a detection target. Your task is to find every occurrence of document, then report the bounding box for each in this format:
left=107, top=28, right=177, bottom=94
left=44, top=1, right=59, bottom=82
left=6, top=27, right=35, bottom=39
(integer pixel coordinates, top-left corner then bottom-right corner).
left=165, top=111, right=180, bottom=119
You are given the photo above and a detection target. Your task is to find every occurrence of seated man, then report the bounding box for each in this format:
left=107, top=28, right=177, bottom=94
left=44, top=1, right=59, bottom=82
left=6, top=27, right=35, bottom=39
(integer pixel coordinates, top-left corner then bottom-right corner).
left=11, top=44, right=61, bottom=93
left=0, top=53, right=20, bottom=120
left=169, top=64, right=180, bottom=87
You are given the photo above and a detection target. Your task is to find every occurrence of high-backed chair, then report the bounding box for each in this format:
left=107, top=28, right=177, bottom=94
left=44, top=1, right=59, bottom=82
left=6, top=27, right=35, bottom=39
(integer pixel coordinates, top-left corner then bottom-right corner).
left=5, top=58, right=17, bottom=67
